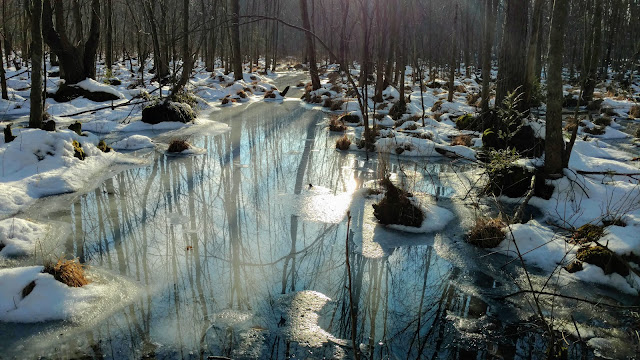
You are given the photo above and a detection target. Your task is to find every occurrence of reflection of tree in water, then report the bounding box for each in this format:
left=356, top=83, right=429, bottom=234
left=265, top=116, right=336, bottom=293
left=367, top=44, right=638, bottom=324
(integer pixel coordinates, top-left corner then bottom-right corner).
left=47, top=100, right=600, bottom=359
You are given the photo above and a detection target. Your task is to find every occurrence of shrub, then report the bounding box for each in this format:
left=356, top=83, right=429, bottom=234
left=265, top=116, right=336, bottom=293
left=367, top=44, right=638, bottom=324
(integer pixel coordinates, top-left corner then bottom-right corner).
left=576, top=245, right=628, bottom=276
left=564, top=117, right=584, bottom=132
left=467, top=217, right=505, bottom=248
left=372, top=178, right=424, bottom=227
left=456, top=114, right=481, bottom=131
left=43, top=258, right=90, bottom=287
left=168, top=139, right=191, bottom=153
left=451, top=135, right=473, bottom=147
left=336, top=135, right=351, bottom=150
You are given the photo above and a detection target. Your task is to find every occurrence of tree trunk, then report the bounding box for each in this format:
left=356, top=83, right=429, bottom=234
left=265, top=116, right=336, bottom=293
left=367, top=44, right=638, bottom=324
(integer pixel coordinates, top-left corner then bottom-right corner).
left=524, top=0, right=545, bottom=109
left=448, top=4, right=458, bottom=103
left=171, top=0, right=191, bottom=95
left=29, top=0, right=44, bottom=129
left=545, top=0, right=569, bottom=176
left=0, top=37, right=7, bottom=100
left=105, top=0, right=113, bottom=72
left=480, top=0, right=496, bottom=116
left=495, top=0, right=530, bottom=108
left=42, top=0, right=100, bottom=85
left=230, top=0, right=243, bottom=81
left=300, top=0, right=320, bottom=90
left=583, top=0, right=603, bottom=102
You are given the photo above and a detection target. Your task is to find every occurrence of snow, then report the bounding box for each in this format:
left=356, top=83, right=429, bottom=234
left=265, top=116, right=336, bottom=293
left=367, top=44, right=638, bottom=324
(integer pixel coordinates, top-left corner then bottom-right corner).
left=0, top=266, right=97, bottom=323
left=0, top=218, right=48, bottom=257
left=0, top=129, right=120, bottom=217
left=388, top=201, right=455, bottom=233
left=75, top=78, right=125, bottom=99
left=110, top=135, right=155, bottom=150
left=499, top=220, right=575, bottom=272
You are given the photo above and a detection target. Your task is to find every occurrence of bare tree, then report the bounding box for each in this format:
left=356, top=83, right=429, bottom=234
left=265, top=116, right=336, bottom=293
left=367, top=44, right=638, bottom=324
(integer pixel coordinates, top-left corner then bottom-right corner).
left=28, top=0, right=43, bottom=128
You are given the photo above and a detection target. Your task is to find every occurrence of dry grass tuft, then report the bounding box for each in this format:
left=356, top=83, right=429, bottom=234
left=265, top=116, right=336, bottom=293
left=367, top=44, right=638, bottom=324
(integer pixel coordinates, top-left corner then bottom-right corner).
left=329, top=116, right=348, bottom=132
left=336, top=135, right=351, bottom=150
left=431, top=100, right=443, bottom=112
left=451, top=134, right=473, bottom=147
left=168, top=139, right=191, bottom=153
left=630, top=105, right=640, bottom=119
left=43, top=258, right=90, bottom=287
left=467, top=218, right=505, bottom=248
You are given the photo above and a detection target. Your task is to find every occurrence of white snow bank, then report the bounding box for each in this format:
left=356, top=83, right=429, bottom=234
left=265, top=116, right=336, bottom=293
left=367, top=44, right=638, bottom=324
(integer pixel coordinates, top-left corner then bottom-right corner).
left=110, top=135, right=154, bottom=150
left=0, top=129, right=119, bottom=216
left=75, top=78, right=125, bottom=99
left=0, top=218, right=48, bottom=257
left=387, top=202, right=455, bottom=233
left=498, top=220, right=575, bottom=272
left=0, top=266, right=101, bottom=323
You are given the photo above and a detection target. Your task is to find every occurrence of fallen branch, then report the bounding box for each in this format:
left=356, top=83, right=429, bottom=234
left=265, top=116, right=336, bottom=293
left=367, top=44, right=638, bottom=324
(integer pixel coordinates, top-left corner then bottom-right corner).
left=576, top=170, right=640, bottom=177
left=59, top=87, right=161, bottom=117
left=496, top=289, right=640, bottom=309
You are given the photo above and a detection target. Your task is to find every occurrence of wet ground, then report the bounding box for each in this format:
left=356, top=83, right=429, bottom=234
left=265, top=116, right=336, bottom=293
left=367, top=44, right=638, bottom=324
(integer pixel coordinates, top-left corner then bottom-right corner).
left=0, top=75, right=638, bottom=359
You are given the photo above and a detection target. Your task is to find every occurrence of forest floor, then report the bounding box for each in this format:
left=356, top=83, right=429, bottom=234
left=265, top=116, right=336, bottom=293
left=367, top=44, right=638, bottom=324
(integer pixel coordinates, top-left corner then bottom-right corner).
left=1, top=58, right=640, bottom=357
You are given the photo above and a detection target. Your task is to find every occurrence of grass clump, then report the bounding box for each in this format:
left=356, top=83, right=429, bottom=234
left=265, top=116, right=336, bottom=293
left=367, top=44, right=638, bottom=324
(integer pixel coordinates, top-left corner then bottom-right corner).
left=97, top=140, right=112, bottom=153
left=431, top=100, right=443, bottom=112
left=336, top=135, right=351, bottom=151
left=451, top=135, right=473, bottom=147
left=583, top=126, right=606, bottom=135
left=43, top=258, right=90, bottom=287
left=467, top=217, right=506, bottom=248
left=630, top=105, right=640, bottom=119
left=168, top=139, right=191, bottom=153
left=594, top=116, right=612, bottom=127
left=329, top=116, right=348, bottom=132
left=372, top=178, right=424, bottom=227
left=340, top=113, right=361, bottom=124
left=389, top=100, right=407, bottom=120
left=571, top=224, right=604, bottom=244
left=576, top=245, right=628, bottom=276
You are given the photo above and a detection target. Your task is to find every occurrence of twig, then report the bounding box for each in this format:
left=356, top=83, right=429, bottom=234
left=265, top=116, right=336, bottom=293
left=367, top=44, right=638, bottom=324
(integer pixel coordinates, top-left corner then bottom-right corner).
left=513, top=174, right=536, bottom=224
left=496, top=290, right=640, bottom=309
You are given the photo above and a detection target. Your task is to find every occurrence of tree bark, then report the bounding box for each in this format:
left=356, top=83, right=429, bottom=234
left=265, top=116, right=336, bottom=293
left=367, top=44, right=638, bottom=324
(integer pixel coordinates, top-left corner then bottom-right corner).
left=495, top=0, right=530, bottom=108
left=142, top=0, right=168, bottom=80
left=171, top=0, right=191, bottom=95
left=230, top=0, right=243, bottom=81
left=105, top=0, right=113, bottom=71
left=448, top=4, right=458, bottom=103
left=545, top=0, right=569, bottom=176
left=300, top=0, right=320, bottom=90
left=0, top=37, right=7, bottom=100
left=42, top=0, right=100, bottom=85
left=480, top=0, right=497, bottom=117
left=524, top=0, right=545, bottom=109
left=29, top=0, right=44, bottom=129
left=583, top=0, right=603, bottom=102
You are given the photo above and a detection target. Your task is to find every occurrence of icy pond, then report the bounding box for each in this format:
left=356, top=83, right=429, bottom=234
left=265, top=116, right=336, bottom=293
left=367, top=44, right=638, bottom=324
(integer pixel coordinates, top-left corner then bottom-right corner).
left=1, top=76, right=637, bottom=359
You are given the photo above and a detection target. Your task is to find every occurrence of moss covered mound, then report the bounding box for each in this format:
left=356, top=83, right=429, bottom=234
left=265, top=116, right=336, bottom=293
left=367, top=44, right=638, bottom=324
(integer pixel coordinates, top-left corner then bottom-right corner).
left=372, top=178, right=424, bottom=227
left=168, top=139, right=191, bottom=153
left=72, top=140, right=85, bottom=160
left=51, top=84, right=120, bottom=103
left=571, top=224, right=604, bottom=244
left=576, top=245, right=628, bottom=276
left=142, top=101, right=195, bottom=125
